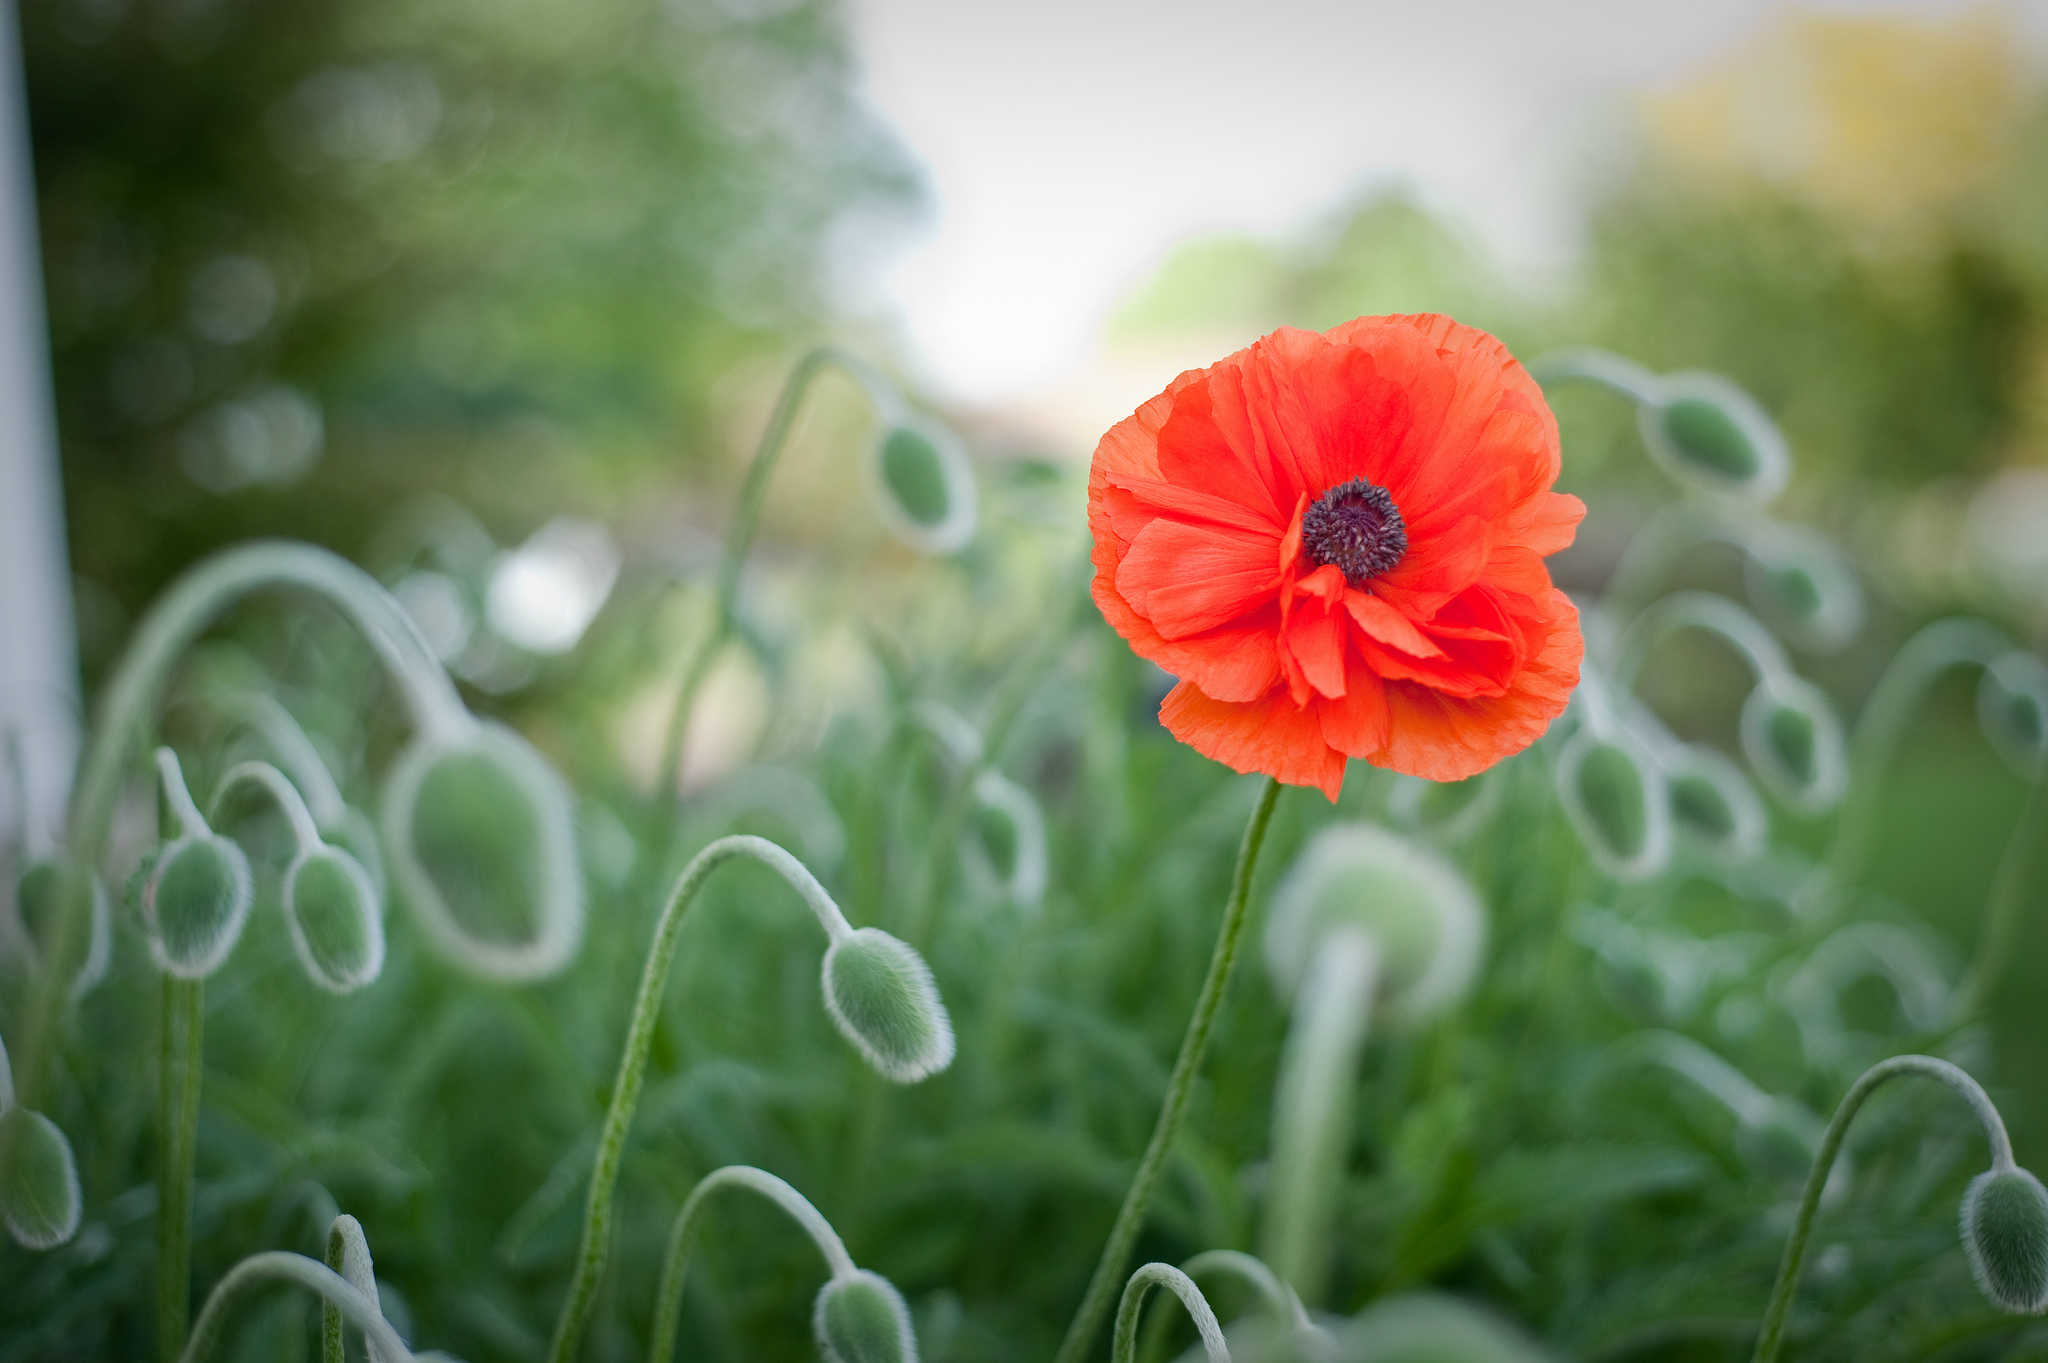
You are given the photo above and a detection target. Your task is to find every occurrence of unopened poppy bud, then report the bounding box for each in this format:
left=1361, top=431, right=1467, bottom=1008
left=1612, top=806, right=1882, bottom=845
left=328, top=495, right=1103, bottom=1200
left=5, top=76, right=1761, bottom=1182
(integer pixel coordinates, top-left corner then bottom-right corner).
left=971, top=770, right=1048, bottom=910
left=821, top=928, right=955, bottom=1082
left=1740, top=675, right=1847, bottom=813
left=381, top=722, right=582, bottom=980
left=1264, top=823, right=1483, bottom=1026
left=0, top=1105, right=82, bottom=1250
left=146, top=834, right=254, bottom=979
left=873, top=420, right=975, bottom=556
left=813, top=1269, right=919, bottom=1363
left=1743, top=527, right=1864, bottom=654
left=1638, top=371, right=1790, bottom=502
left=14, top=859, right=111, bottom=997
left=1978, top=652, right=2048, bottom=781
left=1664, top=746, right=1766, bottom=863
left=1557, top=727, right=1671, bottom=881
left=1962, top=1165, right=2048, bottom=1314
left=284, top=847, right=386, bottom=993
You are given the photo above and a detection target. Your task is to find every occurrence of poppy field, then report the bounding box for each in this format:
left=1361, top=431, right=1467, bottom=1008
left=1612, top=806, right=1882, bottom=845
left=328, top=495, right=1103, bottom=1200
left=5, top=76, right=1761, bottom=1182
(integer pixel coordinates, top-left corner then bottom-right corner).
left=6, top=299, right=2048, bottom=1363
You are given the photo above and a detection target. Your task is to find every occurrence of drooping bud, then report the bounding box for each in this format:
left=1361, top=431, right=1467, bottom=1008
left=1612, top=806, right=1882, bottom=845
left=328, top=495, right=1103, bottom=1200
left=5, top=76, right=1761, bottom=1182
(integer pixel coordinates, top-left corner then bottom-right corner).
left=1962, top=1165, right=2048, bottom=1315
left=0, top=1105, right=82, bottom=1250
left=820, top=927, right=955, bottom=1082
left=873, top=421, right=976, bottom=556
left=1263, top=823, right=1484, bottom=1026
left=971, top=770, right=1048, bottom=910
left=1743, top=525, right=1864, bottom=655
left=1556, top=727, right=1671, bottom=881
left=1739, top=675, right=1847, bottom=814
left=1638, top=371, right=1790, bottom=502
left=284, top=848, right=386, bottom=993
left=1978, top=652, right=2048, bottom=781
left=1664, top=746, right=1766, bottom=863
left=381, top=722, right=582, bottom=980
left=14, top=859, right=111, bottom=998
left=145, top=833, right=255, bottom=979
left=814, top=1269, right=919, bottom=1363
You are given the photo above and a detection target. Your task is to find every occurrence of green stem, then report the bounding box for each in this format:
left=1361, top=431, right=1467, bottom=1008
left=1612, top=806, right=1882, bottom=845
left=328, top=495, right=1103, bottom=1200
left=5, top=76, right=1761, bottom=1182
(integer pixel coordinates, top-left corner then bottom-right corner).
left=322, top=1230, right=347, bottom=1363
left=648, top=1165, right=855, bottom=1363
left=20, top=542, right=465, bottom=1109
left=1053, top=776, right=1283, bottom=1363
left=1111, top=1264, right=1227, bottom=1363
left=546, top=836, right=851, bottom=1363
left=1179, top=1250, right=1308, bottom=1330
left=181, top=1252, right=411, bottom=1363
left=653, top=346, right=891, bottom=823
left=158, top=976, right=204, bottom=1362
left=1752, top=1055, right=2013, bottom=1363
left=1954, top=776, right=2048, bottom=1019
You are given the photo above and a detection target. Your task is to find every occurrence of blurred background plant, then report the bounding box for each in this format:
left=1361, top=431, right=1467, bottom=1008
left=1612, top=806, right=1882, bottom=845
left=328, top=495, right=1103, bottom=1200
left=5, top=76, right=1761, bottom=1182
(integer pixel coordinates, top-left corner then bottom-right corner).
left=13, top=2, right=2048, bottom=1362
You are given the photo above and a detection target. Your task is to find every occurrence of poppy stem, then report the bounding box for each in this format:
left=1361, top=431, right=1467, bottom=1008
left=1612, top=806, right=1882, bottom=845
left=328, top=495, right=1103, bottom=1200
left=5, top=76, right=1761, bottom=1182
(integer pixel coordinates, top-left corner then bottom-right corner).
left=1053, top=775, right=1282, bottom=1363
left=1751, top=1055, right=2011, bottom=1363
left=157, top=974, right=204, bottom=1362
left=1111, top=1264, right=1227, bottom=1363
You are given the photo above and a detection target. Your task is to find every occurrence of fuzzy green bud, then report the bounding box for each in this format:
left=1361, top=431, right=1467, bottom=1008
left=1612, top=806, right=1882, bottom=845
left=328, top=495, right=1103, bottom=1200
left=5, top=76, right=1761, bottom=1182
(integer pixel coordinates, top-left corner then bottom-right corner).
left=1739, top=675, right=1846, bottom=813
left=145, top=833, right=254, bottom=978
left=0, top=1106, right=82, bottom=1250
left=1638, top=372, right=1789, bottom=502
left=873, top=420, right=975, bottom=556
left=821, top=927, right=955, bottom=1083
left=284, top=847, right=386, bottom=993
left=1664, top=747, right=1765, bottom=863
left=14, top=859, right=111, bottom=997
left=814, top=1269, right=918, bottom=1363
left=1557, top=728, right=1670, bottom=881
left=1962, top=1166, right=2048, bottom=1315
left=1979, top=652, right=2048, bottom=781
left=1743, top=527, right=1863, bottom=654
left=382, top=722, right=582, bottom=980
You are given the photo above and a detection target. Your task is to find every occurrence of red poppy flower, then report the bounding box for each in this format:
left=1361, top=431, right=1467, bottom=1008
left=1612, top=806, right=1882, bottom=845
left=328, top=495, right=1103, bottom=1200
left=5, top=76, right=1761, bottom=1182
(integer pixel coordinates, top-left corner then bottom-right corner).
left=1089, top=313, right=1584, bottom=800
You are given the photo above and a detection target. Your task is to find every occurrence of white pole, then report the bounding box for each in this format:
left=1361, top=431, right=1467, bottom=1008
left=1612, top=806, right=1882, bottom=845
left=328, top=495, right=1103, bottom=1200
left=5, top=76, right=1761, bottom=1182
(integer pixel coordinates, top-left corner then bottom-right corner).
left=0, top=0, right=79, bottom=855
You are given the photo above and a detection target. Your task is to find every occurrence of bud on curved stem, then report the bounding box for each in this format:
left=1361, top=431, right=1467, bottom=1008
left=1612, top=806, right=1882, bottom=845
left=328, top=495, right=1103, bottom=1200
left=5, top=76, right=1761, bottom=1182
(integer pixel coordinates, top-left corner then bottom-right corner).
left=1179, top=1250, right=1311, bottom=1332
left=1627, top=1031, right=1824, bottom=1182
left=547, top=836, right=952, bottom=1363
left=1556, top=722, right=1671, bottom=881
left=19, top=541, right=483, bottom=1109
left=181, top=1251, right=418, bottom=1363
left=148, top=749, right=254, bottom=978
left=13, top=857, right=111, bottom=999
left=1739, top=674, right=1847, bottom=814
left=0, top=1028, right=81, bottom=1251
left=1752, top=1055, right=2036, bottom=1363
left=969, top=769, right=1048, bottom=911
left=1113, top=1264, right=1228, bottom=1363
left=323, top=1214, right=389, bottom=1363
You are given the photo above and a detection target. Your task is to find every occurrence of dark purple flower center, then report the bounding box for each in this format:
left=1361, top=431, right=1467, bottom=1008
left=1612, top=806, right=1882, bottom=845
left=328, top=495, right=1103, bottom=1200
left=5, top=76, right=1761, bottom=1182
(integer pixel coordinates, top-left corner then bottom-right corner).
left=1301, top=478, right=1407, bottom=585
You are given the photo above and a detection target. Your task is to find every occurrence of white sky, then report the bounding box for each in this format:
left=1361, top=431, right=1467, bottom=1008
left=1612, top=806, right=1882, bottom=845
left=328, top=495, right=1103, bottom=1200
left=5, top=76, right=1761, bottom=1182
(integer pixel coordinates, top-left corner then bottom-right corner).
left=845, top=0, right=2048, bottom=410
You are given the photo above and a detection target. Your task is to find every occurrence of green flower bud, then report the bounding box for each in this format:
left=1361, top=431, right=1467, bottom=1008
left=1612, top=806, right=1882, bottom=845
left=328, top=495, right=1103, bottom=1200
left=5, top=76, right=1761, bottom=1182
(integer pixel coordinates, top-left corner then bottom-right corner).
left=821, top=927, right=955, bottom=1082
left=813, top=1269, right=919, bottom=1363
left=1739, top=675, right=1846, bottom=814
left=971, top=770, right=1047, bottom=910
left=1978, top=652, right=2048, bottom=781
left=1264, top=823, right=1484, bottom=1026
left=1638, top=372, right=1789, bottom=502
left=0, top=1106, right=82, bottom=1250
left=284, top=847, right=386, bottom=993
left=145, top=833, right=254, bottom=978
left=14, top=859, right=111, bottom=998
left=1962, top=1165, right=2048, bottom=1315
left=1556, top=728, right=1670, bottom=881
left=1664, top=747, right=1766, bottom=863
left=381, top=722, right=582, bottom=980
left=1743, top=527, right=1863, bottom=654
left=873, top=420, right=976, bottom=556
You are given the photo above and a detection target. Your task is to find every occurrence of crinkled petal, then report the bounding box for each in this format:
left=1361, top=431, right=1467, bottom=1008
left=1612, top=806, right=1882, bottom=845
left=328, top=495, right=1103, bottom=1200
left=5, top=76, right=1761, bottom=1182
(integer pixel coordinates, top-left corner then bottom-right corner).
left=1160, top=681, right=1346, bottom=802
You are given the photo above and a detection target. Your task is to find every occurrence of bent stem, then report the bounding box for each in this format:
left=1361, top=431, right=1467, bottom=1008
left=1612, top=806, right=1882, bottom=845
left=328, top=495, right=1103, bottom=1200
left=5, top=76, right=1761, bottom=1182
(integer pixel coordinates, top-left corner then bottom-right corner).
left=1112, top=1264, right=1228, bottom=1363
left=158, top=975, right=205, bottom=1361
left=1181, top=1250, right=1310, bottom=1331
left=182, top=1251, right=411, bottom=1363
left=1262, top=929, right=1379, bottom=1304
left=546, top=836, right=851, bottom=1363
left=648, top=1165, right=856, bottom=1363
left=654, top=346, right=891, bottom=823
left=1752, top=1055, right=2014, bottom=1363
left=20, top=542, right=466, bottom=1109
left=1053, top=776, right=1282, bottom=1363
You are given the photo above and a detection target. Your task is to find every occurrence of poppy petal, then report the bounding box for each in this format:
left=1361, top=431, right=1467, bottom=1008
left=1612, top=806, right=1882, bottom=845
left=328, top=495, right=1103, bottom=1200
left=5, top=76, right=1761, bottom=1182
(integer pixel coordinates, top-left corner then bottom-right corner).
left=1160, top=681, right=1346, bottom=802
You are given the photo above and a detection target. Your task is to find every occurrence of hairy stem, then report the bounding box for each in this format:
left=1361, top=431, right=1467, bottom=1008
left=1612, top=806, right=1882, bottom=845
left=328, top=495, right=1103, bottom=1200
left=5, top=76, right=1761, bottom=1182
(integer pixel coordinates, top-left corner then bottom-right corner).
left=546, top=837, right=850, bottom=1363
left=158, top=976, right=204, bottom=1362
left=647, top=1165, right=855, bottom=1363
left=1752, top=1055, right=2013, bottom=1363
left=1053, top=776, right=1282, bottom=1363
left=1112, top=1264, right=1227, bottom=1363
left=181, top=1252, right=411, bottom=1363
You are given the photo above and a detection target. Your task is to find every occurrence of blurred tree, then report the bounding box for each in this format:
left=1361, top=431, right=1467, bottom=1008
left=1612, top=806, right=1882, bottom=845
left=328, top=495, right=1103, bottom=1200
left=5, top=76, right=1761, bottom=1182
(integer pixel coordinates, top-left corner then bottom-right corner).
left=23, top=0, right=920, bottom=676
